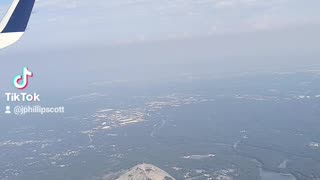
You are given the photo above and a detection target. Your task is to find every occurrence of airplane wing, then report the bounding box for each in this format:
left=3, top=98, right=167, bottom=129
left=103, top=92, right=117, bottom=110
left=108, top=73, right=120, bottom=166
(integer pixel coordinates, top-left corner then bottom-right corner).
left=0, top=0, right=35, bottom=49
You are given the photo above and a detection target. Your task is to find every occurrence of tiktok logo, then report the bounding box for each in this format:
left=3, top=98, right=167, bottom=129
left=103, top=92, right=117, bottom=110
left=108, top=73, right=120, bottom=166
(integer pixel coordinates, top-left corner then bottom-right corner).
left=13, top=67, right=33, bottom=90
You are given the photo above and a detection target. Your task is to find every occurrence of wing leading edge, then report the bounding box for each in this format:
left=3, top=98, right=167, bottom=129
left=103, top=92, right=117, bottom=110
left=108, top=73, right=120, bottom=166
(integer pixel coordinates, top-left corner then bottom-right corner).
left=0, top=0, right=35, bottom=49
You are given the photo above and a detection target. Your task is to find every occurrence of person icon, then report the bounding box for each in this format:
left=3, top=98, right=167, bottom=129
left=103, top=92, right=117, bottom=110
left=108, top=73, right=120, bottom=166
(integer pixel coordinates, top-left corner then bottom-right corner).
left=5, top=106, right=11, bottom=114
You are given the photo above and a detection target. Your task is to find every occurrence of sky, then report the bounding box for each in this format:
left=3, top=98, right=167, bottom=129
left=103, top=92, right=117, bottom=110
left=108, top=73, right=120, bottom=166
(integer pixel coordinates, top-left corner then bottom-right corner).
left=1, top=0, right=320, bottom=47
left=0, top=0, right=320, bottom=92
